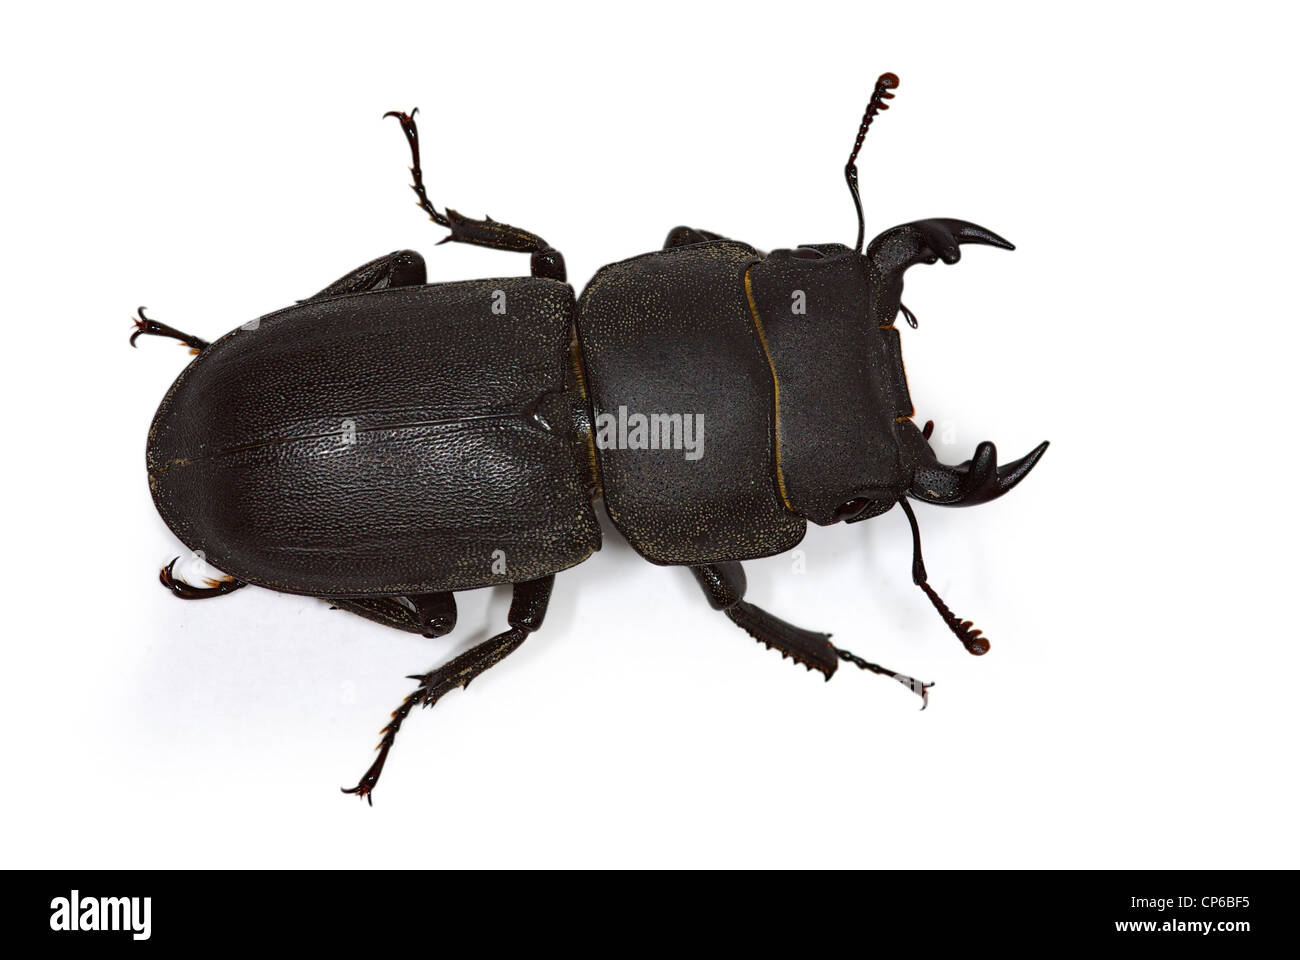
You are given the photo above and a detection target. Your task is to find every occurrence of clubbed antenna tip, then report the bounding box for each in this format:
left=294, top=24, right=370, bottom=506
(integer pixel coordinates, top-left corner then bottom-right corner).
left=845, top=72, right=900, bottom=254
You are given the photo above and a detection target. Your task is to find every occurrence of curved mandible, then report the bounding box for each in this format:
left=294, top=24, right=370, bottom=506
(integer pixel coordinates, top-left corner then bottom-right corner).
left=899, top=419, right=1049, bottom=507
left=865, top=218, right=1014, bottom=329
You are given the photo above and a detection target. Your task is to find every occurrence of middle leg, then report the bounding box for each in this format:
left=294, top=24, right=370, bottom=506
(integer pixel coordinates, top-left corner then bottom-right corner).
left=383, top=109, right=566, bottom=281
left=306, top=249, right=427, bottom=301
left=663, top=226, right=735, bottom=248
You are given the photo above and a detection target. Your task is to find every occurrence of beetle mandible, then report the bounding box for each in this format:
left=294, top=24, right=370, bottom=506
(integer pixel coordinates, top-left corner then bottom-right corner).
left=134, top=73, right=1049, bottom=803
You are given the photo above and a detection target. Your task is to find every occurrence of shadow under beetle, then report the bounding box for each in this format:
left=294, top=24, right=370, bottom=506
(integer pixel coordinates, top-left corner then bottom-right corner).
left=134, top=73, right=1048, bottom=803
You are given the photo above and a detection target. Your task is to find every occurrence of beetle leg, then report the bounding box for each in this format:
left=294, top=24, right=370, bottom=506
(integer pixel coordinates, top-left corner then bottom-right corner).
left=129, top=307, right=209, bottom=354
left=383, top=108, right=567, bottom=281
left=693, top=561, right=839, bottom=677
left=304, top=249, right=427, bottom=301
left=327, top=592, right=457, bottom=639
left=663, top=226, right=736, bottom=249
left=690, top=562, right=930, bottom=706
left=835, top=648, right=933, bottom=710
left=342, top=575, right=553, bottom=805
left=158, top=558, right=247, bottom=600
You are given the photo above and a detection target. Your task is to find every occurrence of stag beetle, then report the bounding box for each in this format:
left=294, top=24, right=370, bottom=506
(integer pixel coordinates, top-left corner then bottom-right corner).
left=134, top=73, right=1048, bottom=803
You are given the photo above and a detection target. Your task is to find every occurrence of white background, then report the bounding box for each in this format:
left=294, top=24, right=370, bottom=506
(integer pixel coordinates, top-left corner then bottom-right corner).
left=2, top=1, right=1295, bottom=868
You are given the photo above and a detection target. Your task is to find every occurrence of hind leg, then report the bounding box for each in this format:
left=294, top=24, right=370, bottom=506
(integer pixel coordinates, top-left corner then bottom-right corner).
left=132, top=250, right=427, bottom=355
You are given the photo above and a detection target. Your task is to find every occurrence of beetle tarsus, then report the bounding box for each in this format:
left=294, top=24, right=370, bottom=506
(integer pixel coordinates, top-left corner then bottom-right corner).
left=159, top=558, right=247, bottom=600
left=130, top=307, right=210, bottom=353
left=835, top=646, right=933, bottom=709
left=384, top=107, right=566, bottom=280
left=384, top=108, right=450, bottom=230
left=343, top=628, right=528, bottom=805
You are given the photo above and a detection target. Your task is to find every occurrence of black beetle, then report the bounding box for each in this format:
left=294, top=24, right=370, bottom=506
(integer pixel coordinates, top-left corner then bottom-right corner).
left=135, top=73, right=1048, bottom=803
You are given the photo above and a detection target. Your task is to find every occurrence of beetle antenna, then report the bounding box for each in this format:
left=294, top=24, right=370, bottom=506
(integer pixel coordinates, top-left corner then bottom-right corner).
left=898, top=498, right=989, bottom=655
left=845, top=72, right=900, bottom=254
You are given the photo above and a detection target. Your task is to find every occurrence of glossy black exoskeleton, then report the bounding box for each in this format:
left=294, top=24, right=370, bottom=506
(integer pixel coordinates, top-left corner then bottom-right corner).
left=135, top=74, right=1048, bottom=802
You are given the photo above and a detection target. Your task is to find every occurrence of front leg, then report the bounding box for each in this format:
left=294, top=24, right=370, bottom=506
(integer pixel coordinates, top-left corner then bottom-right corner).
left=691, top=562, right=839, bottom=677
left=690, top=561, right=931, bottom=707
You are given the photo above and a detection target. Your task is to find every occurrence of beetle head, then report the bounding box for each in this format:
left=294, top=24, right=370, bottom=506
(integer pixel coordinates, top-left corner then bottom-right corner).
left=861, top=219, right=1048, bottom=507
left=837, top=75, right=1048, bottom=510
